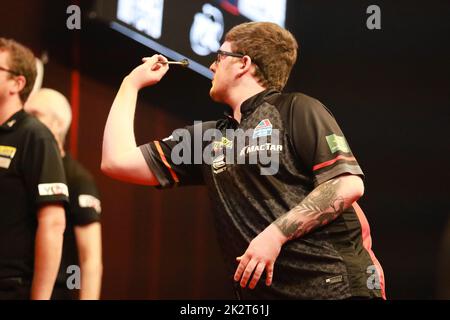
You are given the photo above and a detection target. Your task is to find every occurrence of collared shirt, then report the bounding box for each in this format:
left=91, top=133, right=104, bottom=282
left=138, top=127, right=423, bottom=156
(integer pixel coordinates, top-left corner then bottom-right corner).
left=0, top=110, right=69, bottom=280
left=140, top=89, right=385, bottom=299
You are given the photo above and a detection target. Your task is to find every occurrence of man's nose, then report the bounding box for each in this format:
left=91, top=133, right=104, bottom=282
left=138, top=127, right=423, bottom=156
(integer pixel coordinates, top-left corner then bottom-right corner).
left=209, top=62, right=216, bottom=72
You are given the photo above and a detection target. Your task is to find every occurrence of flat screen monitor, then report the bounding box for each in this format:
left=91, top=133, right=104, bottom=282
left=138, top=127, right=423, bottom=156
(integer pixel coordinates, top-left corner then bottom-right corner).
left=93, top=0, right=287, bottom=79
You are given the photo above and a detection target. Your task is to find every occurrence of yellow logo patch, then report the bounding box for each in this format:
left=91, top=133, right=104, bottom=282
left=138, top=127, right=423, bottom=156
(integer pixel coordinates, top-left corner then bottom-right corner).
left=212, top=137, right=233, bottom=152
left=0, top=146, right=16, bottom=169
left=0, top=145, right=17, bottom=158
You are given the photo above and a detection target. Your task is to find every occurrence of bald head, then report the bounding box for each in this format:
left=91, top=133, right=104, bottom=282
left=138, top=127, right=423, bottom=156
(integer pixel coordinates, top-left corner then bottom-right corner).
left=25, top=88, right=72, bottom=145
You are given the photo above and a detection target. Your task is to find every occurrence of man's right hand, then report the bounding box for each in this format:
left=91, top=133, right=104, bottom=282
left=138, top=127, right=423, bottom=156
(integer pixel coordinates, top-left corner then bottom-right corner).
left=126, top=54, right=169, bottom=90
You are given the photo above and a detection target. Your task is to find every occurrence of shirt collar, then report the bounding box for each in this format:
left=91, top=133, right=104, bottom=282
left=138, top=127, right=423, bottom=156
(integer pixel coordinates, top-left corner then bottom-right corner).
left=218, top=111, right=239, bottom=130
left=0, top=109, right=27, bottom=132
left=240, top=88, right=280, bottom=118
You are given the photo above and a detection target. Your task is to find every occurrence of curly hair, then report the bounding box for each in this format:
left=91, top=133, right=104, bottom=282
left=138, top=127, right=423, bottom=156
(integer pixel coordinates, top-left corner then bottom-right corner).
left=225, top=22, right=298, bottom=91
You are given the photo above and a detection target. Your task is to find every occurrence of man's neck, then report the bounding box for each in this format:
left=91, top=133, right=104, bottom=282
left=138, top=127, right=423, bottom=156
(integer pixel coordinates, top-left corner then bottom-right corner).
left=228, top=85, right=266, bottom=123
left=57, top=139, right=65, bottom=157
left=0, top=97, right=23, bottom=125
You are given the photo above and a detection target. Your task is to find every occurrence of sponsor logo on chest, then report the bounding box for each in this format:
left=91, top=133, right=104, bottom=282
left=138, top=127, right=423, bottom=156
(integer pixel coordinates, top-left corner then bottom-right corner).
left=252, top=119, right=273, bottom=139
left=212, top=154, right=227, bottom=174
left=239, top=143, right=283, bottom=156
left=0, top=145, right=17, bottom=169
left=209, top=118, right=283, bottom=175
left=212, top=137, right=233, bottom=152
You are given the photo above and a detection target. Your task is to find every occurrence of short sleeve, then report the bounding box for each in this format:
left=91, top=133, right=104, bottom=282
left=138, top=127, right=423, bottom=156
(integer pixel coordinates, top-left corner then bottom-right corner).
left=290, top=95, right=364, bottom=186
left=23, top=136, right=69, bottom=208
left=139, top=121, right=216, bottom=188
left=69, top=171, right=101, bottom=226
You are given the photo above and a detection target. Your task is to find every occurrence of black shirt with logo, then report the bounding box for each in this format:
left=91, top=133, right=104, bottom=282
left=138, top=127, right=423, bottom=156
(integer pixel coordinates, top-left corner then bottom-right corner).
left=140, top=89, right=385, bottom=299
left=0, top=110, right=69, bottom=280
left=56, top=154, right=101, bottom=286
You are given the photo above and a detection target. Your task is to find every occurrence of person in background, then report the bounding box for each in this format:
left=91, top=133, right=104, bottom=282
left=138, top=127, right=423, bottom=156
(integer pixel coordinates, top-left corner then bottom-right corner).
left=26, top=88, right=102, bottom=300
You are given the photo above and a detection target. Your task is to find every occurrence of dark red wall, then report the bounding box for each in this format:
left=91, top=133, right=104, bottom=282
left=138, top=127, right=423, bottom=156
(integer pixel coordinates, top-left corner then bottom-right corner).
left=2, top=0, right=233, bottom=299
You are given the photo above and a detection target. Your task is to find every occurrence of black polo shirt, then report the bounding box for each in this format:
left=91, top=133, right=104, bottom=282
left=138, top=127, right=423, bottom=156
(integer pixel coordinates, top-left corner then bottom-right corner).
left=140, top=89, right=385, bottom=299
left=0, top=110, right=69, bottom=280
left=56, top=154, right=101, bottom=286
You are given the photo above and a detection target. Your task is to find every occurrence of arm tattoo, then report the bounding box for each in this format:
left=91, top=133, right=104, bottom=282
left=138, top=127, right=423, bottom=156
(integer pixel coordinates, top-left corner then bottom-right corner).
left=274, top=178, right=347, bottom=240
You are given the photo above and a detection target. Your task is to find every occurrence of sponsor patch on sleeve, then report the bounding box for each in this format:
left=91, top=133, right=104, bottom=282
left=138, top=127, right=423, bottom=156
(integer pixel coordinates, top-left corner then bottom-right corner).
left=38, top=183, right=69, bottom=197
left=326, top=134, right=350, bottom=153
left=78, top=194, right=102, bottom=214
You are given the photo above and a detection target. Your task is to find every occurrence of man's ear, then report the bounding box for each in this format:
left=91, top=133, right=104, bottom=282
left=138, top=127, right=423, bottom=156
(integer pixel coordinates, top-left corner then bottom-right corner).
left=55, top=118, right=66, bottom=135
left=237, top=55, right=253, bottom=77
left=10, top=75, right=26, bottom=95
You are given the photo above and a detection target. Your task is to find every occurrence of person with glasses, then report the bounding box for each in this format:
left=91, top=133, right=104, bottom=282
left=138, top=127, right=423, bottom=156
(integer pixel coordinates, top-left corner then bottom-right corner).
left=0, top=38, right=68, bottom=300
left=102, top=22, right=385, bottom=300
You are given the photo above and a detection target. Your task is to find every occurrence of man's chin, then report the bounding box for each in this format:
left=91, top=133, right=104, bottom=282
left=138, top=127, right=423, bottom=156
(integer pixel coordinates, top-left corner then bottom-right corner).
left=209, top=88, right=220, bottom=103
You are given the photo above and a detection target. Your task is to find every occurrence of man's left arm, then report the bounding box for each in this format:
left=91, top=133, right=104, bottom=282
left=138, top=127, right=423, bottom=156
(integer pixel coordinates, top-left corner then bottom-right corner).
left=234, top=174, right=363, bottom=289
left=275, top=174, right=364, bottom=240
left=70, top=169, right=102, bottom=300
left=74, top=222, right=102, bottom=300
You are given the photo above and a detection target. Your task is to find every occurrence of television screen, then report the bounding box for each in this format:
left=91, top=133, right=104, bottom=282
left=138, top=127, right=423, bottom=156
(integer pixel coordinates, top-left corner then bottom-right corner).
left=93, top=0, right=287, bottom=79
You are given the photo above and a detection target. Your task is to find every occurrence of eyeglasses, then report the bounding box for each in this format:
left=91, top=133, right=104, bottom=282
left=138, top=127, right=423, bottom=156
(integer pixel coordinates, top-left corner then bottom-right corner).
left=215, top=50, right=245, bottom=65
left=214, top=50, right=263, bottom=76
left=0, top=66, right=21, bottom=76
